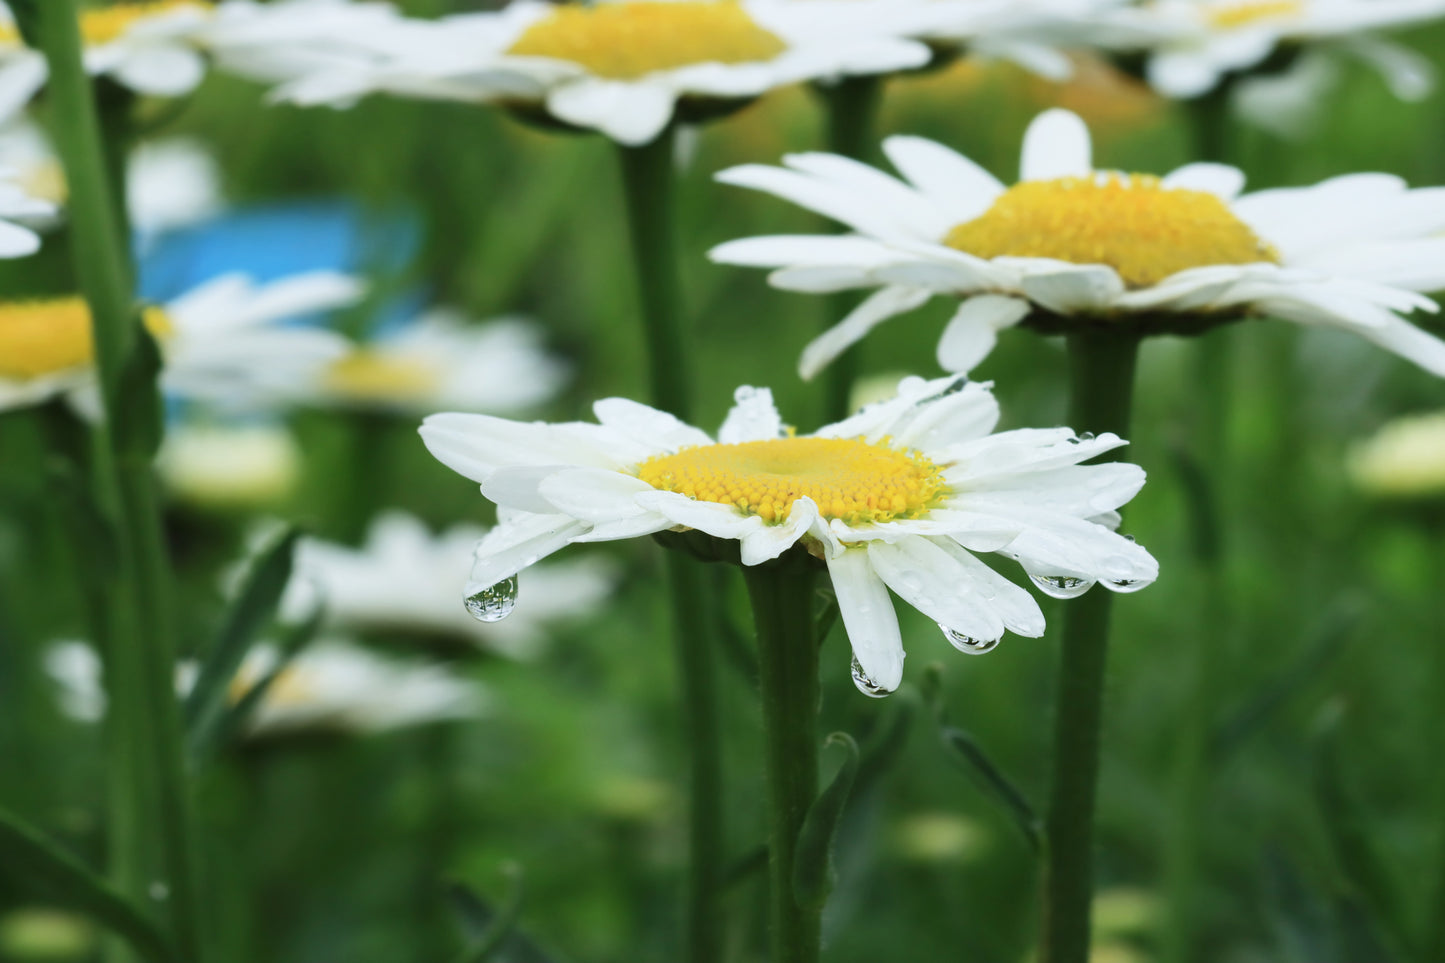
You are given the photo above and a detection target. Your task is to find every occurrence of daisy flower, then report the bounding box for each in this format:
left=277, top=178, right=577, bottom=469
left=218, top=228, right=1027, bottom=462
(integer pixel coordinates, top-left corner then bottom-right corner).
left=0, top=163, right=51, bottom=257
left=197, top=0, right=408, bottom=88
left=316, top=310, right=568, bottom=415
left=421, top=375, right=1156, bottom=695
left=0, top=1, right=216, bottom=122
left=156, top=420, right=301, bottom=510
left=281, top=511, right=617, bottom=660
left=45, top=638, right=484, bottom=736
left=1347, top=411, right=1445, bottom=499
left=266, top=0, right=932, bottom=146
left=0, top=271, right=359, bottom=416
left=1132, top=0, right=1445, bottom=101
left=710, top=108, right=1445, bottom=380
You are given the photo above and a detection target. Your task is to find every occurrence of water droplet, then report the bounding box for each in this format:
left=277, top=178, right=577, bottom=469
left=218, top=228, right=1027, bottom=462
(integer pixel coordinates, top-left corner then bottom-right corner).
left=1123, top=534, right=1136, bottom=543
left=1067, top=431, right=1097, bottom=445
left=850, top=655, right=892, bottom=698
left=1030, top=574, right=1095, bottom=600
left=1106, top=576, right=1152, bottom=594
left=148, top=881, right=170, bottom=901
left=940, top=626, right=1000, bottom=655
left=464, top=575, right=518, bottom=623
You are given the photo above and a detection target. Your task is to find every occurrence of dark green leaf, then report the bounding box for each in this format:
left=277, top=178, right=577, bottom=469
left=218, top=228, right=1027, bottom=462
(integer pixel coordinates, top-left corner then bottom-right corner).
left=792, top=732, right=859, bottom=910
left=8, top=0, right=38, bottom=47
left=0, top=807, right=177, bottom=963
left=722, top=843, right=768, bottom=891
left=111, top=318, right=165, bottom=460
left=940, top=726, right=1042, bottom=852
left=1169, top=444, right=1222, bottom=564
left=185, top=527, right=300, bottom=751
left=447, top=868, right=558, bottom=963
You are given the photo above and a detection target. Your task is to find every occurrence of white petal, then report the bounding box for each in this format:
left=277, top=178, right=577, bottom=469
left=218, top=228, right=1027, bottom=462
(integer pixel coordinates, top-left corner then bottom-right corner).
left=1147, top=49, right=1221, bottom=99
left=709, top=234, right=895, bottom=270
left=593, top=397, right=714, bottom=451
left=881, top=135, right=1005, bottom=223
left=109, top=46, right=206, bottom=96
left=1019, top=109, right=1091, bottom=182
left=634, top=490, right=762, bottom=541
left=537, top=468, right=656, bottom=523
left=547, top=79, right=675, bottom=146
left=419, top=413, right=617, bottom=483
left=0, top=54, right=46, bottom=124
left=866, top=536, right=1005, bottom=642
left=738, top=497, right=817, bottom=566
left=480, top=465, right=570, bottom=514
left=798, top=285, right=932, bottom=380
left=936, top=295, right=1031, bottom=373
left=0, top=218, right=39, bottom=257
left=1017, top=265, right=1125, bottom=314
left=826, top=548, right=904, bottom=694
left=1161, top=162, right=1246, bottom=200
left=467, top=513, right=591, bottom=588
left=718, top=386, right=783, bottom=444
left=1349, top=313, right=1445, bottom=376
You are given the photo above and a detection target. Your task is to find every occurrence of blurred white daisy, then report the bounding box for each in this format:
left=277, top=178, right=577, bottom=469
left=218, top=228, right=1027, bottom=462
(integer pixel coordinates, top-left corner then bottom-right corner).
left=0, top=167, right=50, bottom=256
left=266, top=0, right=932, bottom=146
left=0, top=1, right=216, bottom=122
left=45, top=637, right=484, bottom=736
left=711, top=108, right=1445, bottom=379
left=0, top=271, right=359, bottom=416
left=421, top=375, right=1156, bottom=695
left=1347, top=411, right=1445, bottom=499
left=1133, top=0, right=1445, bottom=101
left=198, top=0, right=408, bottom=87
left=157, top=420, right=301, bottom=510
left=282, top=511, right=617, bottom=659
left=316, top=310, right=568, bottom=415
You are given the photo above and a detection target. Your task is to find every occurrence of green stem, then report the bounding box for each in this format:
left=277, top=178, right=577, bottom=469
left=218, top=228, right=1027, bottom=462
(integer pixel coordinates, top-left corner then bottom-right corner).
left=819, top=76, right=884, bottom=424
left=1040, top=331, right=1141, bottom=963
left=35, top=5, right=201, bottom=961
left=617, top=126, right=691, bottom=422
left=743, top=559, right=822, bottom=963
left=616, top=128, right=722, bottom=963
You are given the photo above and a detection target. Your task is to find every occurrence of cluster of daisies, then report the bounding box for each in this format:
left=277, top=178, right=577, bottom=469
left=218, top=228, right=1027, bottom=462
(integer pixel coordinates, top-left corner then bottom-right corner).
left=8, top=0, right=1445, bottom=716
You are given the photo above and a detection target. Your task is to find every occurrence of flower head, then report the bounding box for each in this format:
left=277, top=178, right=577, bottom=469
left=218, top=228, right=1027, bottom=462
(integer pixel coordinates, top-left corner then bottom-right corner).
left=315, top=311, right=568, bottom=415
left=711, top=108, right=1445, bottom=379
left=0, top=1, right=215, bottom=121
left=421, top=376, right=1156, bottom=694
left=0, top=271, right=359, bottom=416
left=265, top=0, right=931, bottom=145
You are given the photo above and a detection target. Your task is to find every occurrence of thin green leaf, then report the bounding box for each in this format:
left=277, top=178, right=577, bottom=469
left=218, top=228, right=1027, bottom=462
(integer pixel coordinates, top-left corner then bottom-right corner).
left=851, top=687, right=917, bottom=799
left=1169, top=444, right=1222, bottom=565
left=792, top=732, right=859, bottom=910
left=111, top=320, right=164, bottom=460
left=447, top=869, right=558, bottom=963
left=812, top=581, right=839, bottom=645
left=0, top=808, right=177, bottom=963
left=940, top=726, right=1043, bottom=853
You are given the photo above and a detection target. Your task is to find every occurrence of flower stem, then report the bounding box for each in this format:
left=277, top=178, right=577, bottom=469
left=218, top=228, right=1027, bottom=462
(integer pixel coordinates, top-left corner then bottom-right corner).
left=616, top=128, right=723, bottom=963
left=35, top=4, right=201, bottom=961
left=1040, top=330, right=1141, bottom=963
left=742, top=559, right=822, bottom=963
left=820, top=76, right=884, bottom=423
left=617, top=126, right=692, bottom=422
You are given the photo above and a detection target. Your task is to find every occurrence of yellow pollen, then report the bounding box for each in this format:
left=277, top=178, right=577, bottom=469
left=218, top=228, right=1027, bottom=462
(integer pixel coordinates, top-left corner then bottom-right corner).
left=507, top=1, right=787, bottom=80
left=942, top=173, right=1279, bottom=288
left=0, top=2, right=214, bottom=47
left=0, top=298, right=172, bottom=380
left=324, top=350, right=439, bottom=402
left=1204, top=0, right=1302, bottom=29
left=637, top=436, right=946, bottom=525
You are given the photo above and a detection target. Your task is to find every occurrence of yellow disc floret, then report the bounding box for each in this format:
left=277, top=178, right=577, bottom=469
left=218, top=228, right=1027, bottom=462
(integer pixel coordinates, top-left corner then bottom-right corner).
left=323, top=350, right=439, bottom=402
left=1204, top=0, right=1302, bottom=29
left=0, top=1, right=211, bottom=48
left=507, top=1, right=787, bottom=80
left=638, top=436, right=946, bottom=524
left=942, top=173, right=1279, bottom=288
left=0, top=297, right=172, bottom=380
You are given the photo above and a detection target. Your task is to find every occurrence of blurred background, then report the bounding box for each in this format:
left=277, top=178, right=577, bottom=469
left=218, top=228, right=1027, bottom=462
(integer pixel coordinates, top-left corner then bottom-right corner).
left=2, top=2, right=1444, bottom=962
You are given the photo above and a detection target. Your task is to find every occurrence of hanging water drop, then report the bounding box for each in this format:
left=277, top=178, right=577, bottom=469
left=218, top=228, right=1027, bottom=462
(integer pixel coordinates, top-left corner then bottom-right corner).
left=1106, top=576, right=1152, bottom=594
left=849, top=655, right=892, bottom=698
left=464, top=575, right=518, bottom=622
left=1030, top=574, right=1095, bottom=600
left=940, top=626, right=1000, bottom=655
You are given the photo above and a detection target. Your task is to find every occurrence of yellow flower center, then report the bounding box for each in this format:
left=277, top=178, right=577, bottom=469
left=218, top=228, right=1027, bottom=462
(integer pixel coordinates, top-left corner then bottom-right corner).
left=20, top=161, right=66, bottom=206
left=637, top=436, right=946, bottom=524
left=0, top=298, right=171, bottom=380
left=942, top=173, right=1279, bottom=288
left=0, top=1, right=213, bottom=47
left=323, top=350, right=439, bottom=402
left=229, top=665, right=314, bottom=709
left=507, top=1, right=788, bottom=80
left=1203, top=0, right=1302, bottom=29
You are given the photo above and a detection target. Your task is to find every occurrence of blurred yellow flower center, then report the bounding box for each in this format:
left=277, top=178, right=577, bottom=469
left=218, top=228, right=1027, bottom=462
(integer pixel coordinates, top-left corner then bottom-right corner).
left=20, top=161, right=66, bottom=206
left=638, top=436, right=945, bottom=524
left=82, top=1, right=212, bottom=45
left=0, top=298, right=171, bottom=380
left=507, top=1, right=787, bottom=80
left=324, top=350, right=438, bottom=401
left=1204, top=0, right=1302, bottom=29
left=942, top=173, right=1279, bottom=288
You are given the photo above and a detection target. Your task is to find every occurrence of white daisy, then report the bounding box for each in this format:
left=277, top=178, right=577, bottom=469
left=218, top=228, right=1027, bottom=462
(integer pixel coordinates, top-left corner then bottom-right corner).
left=1132, top=0, right=1445, bottom=101
left=44, top=638, right=484, bottom=736
left=0, top=271, right=359, bottom=416
left=0, top=1, right=216, bottom=123
left=420, top=375, right=1157, bottom=695
left=315, top=310, right=568, bottom=415
left=0, top=165, right=50, bottom=257
left=710, top=108, right=1445, bottom=380
left=1347, top=411, right=1445, bottom=499
left=281, top=511, right=617, bottom=660
left=197, top=0, right=409, bottom=88
left=265, top=0, right=933, bottom=146
left=156, top=420, right=301, bottom=509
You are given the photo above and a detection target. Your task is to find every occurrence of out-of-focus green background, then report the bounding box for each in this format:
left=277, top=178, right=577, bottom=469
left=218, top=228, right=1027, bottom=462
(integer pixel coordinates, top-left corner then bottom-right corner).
left=2, top=3, right=1444, bottom=962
